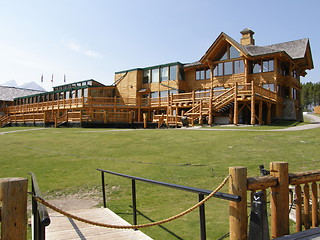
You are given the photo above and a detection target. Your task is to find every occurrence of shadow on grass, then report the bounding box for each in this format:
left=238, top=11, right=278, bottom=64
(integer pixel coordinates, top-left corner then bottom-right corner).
left=116, top=206, right=184, bottom=240
left=269, top=120, right=303, bottom=127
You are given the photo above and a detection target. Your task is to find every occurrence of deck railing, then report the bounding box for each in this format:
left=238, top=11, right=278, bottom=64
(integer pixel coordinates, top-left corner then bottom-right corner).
left=29, top=172, right=51, bottom=240
left=97, top=169, right=241, bottom=240
left=229, top=162, right=320, bottom=240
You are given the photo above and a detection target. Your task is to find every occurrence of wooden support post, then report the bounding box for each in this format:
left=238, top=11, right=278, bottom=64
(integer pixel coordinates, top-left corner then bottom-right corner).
left=208, top=88, right=213, bottom=125
left=259, top=101, right=263, bottom=125
left=311, top=182, right=319, bottom=227
left=0, top=177, right=28, bottom=240
left=267, top=103, right=271, bottom=125
left=303, top=184, right=311, bottom=229
left=229, top=167, right=247, bottom=240
left=295, top=185, right=302, bottom=232
left=233, top=83, right=238, bottom=125
left=270, top=162, right=289, bottom=238
left=251, top=82, right=255, bottom=125
left=143, top=113, right=147, bottom=129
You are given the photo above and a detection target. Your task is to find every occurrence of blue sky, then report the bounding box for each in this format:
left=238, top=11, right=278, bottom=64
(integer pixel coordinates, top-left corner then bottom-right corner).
left=0, top=0, right=319, bottom=91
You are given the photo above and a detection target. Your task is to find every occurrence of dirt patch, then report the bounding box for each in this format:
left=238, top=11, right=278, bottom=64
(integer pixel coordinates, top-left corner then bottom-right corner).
left=28, top=186, right=104, bottom=213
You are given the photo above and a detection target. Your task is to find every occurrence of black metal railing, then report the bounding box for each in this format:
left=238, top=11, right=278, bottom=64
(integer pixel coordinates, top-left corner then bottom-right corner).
left=29, top=172, right=51, bottom=240
left=97, top=168, right=241, bottom=240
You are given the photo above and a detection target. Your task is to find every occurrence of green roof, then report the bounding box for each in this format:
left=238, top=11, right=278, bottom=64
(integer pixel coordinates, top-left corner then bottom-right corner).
left=115, top=62, right=183, bottom=74
left=14, top=85, right=91, bottom=100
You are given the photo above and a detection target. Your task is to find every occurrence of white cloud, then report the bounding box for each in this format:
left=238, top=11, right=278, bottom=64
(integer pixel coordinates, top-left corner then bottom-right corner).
left=65, top=41, right=102, bottom=59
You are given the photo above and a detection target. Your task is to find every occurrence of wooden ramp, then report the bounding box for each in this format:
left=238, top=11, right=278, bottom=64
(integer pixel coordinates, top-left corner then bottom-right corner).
left=46, top=208, right=153, bottom=240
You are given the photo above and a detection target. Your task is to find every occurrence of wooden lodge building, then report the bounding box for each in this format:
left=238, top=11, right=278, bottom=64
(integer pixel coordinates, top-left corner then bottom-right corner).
left=0, top=28, right=314, bottom=128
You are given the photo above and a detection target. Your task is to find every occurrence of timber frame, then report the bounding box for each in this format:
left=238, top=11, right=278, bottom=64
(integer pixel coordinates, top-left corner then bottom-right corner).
left=0, top=28, right=314, bottom=128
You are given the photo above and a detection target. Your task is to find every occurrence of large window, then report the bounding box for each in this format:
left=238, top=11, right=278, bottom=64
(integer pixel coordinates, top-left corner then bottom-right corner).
left=217, top=44, right=240, bottom=61
left=213, top=60, right=244, bottom=76
left=224, top=61, right=233, bottom=75
left=196, top=68, right=210, bottom=80
left=143, top=70, right=150, bottom=84
left=160, top=67, right=168, bottom=82
left=234, top=60, right=244, bottom=74
left=151, top=69, right=159, bottom=83
left=143, top=65, right=179, bottom=83
left=250, top=59, right=274, bottom=74
left=169, top=65, right=177, bottom=80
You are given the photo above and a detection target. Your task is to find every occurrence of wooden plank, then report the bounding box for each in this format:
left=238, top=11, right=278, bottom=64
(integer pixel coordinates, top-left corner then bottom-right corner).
left=46, top=208, right=153, bottom=240
left=274, top=227, right=320, bottom=239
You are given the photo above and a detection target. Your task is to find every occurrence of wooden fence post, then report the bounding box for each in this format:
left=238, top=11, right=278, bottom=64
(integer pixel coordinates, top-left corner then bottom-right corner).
left=229, top=167, right=247, bottom=240
left=270, top=162, right=289, bottom=238
left=0, top=177, right=28, bottom=240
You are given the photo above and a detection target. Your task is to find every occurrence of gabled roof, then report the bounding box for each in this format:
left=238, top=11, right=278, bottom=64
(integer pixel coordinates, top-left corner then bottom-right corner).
left=200, top=32, right=313, bottom=70
left=0, top=86, right=45, bottom=101
left=200, top=32, right=250, bottom=64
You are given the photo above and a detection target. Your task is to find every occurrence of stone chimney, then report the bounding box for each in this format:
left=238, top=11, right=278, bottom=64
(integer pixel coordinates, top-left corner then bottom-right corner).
left=240, top=28, right=255, bottom=46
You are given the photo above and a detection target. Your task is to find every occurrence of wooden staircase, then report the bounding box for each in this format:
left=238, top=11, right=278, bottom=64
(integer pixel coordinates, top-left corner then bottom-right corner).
left=0, top=114, right=10, bottom=127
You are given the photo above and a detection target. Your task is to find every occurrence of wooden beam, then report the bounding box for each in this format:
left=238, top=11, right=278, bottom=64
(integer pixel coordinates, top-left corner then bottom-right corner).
left=233, top=83, right=238, bottom=125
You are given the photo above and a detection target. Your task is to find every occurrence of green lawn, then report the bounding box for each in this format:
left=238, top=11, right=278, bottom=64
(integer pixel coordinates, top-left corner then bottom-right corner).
left=1, top=125, right=320, bottom=239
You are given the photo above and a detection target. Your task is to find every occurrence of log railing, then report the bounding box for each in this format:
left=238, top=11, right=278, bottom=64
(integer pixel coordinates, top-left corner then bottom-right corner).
left=229, top=162, right=320, bottom=240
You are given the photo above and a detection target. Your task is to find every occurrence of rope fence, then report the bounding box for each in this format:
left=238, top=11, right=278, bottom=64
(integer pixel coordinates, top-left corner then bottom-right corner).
left=29, top=174, right=230, bottom=230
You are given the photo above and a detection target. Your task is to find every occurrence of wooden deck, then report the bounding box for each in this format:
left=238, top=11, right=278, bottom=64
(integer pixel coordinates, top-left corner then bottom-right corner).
left=274, top=227, right=320, bottom=239
left=46, top=208, right=153, bottom=240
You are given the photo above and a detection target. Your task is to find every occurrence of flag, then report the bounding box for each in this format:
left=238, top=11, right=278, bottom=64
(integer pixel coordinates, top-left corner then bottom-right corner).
left=64, top=74, right=66, bottom=83
left=51, top=74, right=53, bottom=82
left=41, top=74, right=43, bottom=83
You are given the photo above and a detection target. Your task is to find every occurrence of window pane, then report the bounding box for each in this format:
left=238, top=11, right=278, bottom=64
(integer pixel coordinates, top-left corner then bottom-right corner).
left=234, top=60, right=244, bottom=74
left=169, top=90, right=177, bottom=95
left=160, top=67, right=168, bottom=82
left=262, top=61, right=269, bottom=72
left=269, top=60, right=274, bottom=72
left=196, top=70, right=201, bottom=80
left=160, top=91, right=168, bottom=98
left=253, top=62, right=261, bottom=73
left=224, top=61, right=233, bottom=75
left=230, top=46, right=240, bottom=59
left=200, top=70, right=205, bottom=79
left=150, top=91, right=159, bottom=98
left=220, top=51, right=228, bottom=61
left=169, top=65, right=177, bottom=80
left=152, top=68, right=159, bottom=82
left=205, top=69, right=211, bottom=79
left=143, top=70, right=150, bottom=83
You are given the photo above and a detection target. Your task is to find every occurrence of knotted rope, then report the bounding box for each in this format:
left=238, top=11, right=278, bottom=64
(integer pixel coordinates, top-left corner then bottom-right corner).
left=30, top=174, right=230, bottom=229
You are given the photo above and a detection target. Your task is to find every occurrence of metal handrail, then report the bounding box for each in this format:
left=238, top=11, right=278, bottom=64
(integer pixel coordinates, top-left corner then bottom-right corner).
left=97, top=168, right=241, bottom=240
left=29, top=172, right=50, bottom=240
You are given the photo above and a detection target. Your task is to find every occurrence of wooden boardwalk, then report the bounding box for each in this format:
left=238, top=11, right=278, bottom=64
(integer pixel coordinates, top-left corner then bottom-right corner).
left=274, top=227, right=320, bottom=239
left=46, top=208, right=153, bottom=240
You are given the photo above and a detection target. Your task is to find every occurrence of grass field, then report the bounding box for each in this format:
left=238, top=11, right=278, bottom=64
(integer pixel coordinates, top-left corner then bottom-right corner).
left=1, top=124, right=320, bottom=239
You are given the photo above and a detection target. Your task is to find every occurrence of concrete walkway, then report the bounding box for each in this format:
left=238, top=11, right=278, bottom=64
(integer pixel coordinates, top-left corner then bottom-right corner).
left=182, top=113, right=320, bottom=132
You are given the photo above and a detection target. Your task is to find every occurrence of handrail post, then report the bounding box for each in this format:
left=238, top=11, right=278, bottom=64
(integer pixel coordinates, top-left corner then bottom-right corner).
left=199, top=194, right=206, bottom=240
left=0, top=177, right=28, bottom=240
left=101, top=171, right=107, bottom=208
left=132, top=179, right=137, bottom=229
left=229, top=166, right=247, bottom=240
left=270, top=162, right=289, bottom=238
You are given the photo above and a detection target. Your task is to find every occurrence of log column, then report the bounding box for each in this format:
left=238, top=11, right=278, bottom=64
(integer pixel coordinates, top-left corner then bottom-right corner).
left=270, top=162, right=289, bottom=238
left=233, top=83, right=239, bottom=125
left=229, top=167, right=247, bottom=240
left=0, top=177, right=28, bottom=240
